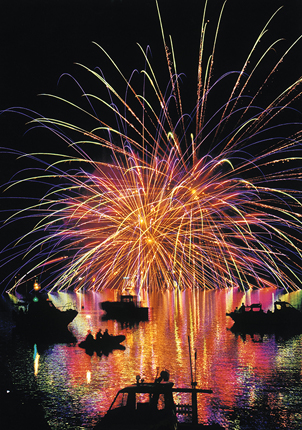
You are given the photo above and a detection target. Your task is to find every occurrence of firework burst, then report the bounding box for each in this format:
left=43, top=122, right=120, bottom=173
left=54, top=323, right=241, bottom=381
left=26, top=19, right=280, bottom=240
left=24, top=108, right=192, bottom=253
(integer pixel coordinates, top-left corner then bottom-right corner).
left=1, top=1, right=302, bottom=293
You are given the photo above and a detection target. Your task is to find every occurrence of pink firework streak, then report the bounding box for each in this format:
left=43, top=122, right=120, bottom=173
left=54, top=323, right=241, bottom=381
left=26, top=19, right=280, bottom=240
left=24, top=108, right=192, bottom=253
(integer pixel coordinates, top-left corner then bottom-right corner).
left=1, top=1, right=302, bottom=294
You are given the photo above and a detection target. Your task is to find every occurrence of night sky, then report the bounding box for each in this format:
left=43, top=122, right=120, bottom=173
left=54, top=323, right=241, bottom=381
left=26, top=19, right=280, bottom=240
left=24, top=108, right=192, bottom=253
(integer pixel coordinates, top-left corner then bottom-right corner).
left=1, top=0, right=301, bottom=150
left=1, top=1, right=301, bottom=111
left=1, top=0, right=302, bottom=287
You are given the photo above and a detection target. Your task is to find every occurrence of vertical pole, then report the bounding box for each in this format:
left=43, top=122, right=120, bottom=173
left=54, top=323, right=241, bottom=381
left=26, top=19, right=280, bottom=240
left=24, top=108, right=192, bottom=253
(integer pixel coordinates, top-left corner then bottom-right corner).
left=188, top=336, right=198, bottom=425
left=195, top=349, right=197, bottom=386
left=188, top=335, right=193, bottom=385
left=192, top=388, right=197, bottom=425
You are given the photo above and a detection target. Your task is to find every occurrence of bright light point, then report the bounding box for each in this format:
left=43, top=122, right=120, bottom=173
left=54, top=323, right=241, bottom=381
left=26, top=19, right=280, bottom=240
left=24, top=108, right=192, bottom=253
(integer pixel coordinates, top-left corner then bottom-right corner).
left=33, top=345, right=40, bottom=376
left=86, top=370, right=91, bottom=384
left=33, top=278, right=40, bottom=291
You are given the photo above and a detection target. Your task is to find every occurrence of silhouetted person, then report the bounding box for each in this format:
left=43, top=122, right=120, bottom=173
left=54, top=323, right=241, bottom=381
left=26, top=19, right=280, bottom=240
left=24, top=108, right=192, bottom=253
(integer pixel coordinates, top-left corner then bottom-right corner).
left=103, top=329, right=109, bottom=338
left=96, top=329, right=103, bottom=340
left=85, top=330, right=94, bottom=345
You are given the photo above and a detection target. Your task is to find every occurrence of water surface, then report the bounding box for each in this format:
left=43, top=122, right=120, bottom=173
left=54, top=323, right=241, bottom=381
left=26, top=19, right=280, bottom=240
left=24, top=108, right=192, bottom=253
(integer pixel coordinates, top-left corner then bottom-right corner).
left=3, top=288, right=302, bottom=429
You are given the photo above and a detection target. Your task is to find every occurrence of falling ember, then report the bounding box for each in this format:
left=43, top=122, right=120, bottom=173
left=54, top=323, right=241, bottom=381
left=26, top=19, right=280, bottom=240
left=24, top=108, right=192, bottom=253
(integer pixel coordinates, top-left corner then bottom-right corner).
left=1, top=1, right=302, bottom=294
left=86, top=370, right=91, bottom=384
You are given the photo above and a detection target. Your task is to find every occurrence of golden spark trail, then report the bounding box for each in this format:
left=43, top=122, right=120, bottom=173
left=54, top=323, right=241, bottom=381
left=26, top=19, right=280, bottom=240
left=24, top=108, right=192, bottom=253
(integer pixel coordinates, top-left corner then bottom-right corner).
left=1, top=1, right=302, bottom=294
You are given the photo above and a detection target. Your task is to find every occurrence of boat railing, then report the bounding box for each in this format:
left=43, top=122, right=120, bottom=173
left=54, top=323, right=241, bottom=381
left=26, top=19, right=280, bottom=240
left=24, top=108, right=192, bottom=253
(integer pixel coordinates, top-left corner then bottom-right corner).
left=175, top=403, right=193, bottom=415
left=172, top=387, right=213, bottom=425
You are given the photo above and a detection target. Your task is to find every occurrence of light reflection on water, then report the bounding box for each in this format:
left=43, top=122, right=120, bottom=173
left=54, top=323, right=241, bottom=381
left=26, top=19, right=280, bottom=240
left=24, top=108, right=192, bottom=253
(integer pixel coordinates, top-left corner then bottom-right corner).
left=7, top=288, right=302, bottom=429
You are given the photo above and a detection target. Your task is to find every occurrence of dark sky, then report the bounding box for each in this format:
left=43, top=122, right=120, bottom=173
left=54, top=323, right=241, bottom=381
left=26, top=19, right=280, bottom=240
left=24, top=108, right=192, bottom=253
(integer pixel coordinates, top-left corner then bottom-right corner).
left=1, top=0, right=302, bottom=193
left=0, top=0, right=302, bottom=286
left=1, top=0, right=301, bottom=109
left=1, top=0, right=301, bottom=174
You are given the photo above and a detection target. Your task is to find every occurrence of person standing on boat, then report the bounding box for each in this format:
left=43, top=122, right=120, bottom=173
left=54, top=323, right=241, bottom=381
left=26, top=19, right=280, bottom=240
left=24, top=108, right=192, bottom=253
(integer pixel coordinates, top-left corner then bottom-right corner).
left=85, top=330, right=94, bottom=343
left=239, top=303, right=246, bottom=312
left=96, top=329, right=103, bottom=340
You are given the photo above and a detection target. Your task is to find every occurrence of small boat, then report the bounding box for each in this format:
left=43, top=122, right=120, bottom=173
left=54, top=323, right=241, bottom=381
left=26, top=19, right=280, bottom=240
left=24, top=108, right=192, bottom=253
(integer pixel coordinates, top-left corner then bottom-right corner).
left=11, top=292, right=77, bottom=343
left=79, top=330, right=126, bottom=356
left=227, top=300, right=302, bottom=334
left=94, top=371, right=223, bottom=430
left=100, top=293, right=149, bottom=324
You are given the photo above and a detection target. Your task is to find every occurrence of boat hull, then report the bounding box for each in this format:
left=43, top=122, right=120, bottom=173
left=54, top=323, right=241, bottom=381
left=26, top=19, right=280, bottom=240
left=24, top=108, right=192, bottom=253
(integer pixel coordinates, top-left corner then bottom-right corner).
left=227, top=301, right=302, bottom=335
left=12, top=294, right=78, bottom=344
left=100, top=295, right=149, bottom=323
left=79, top=334, right=126, bottom=355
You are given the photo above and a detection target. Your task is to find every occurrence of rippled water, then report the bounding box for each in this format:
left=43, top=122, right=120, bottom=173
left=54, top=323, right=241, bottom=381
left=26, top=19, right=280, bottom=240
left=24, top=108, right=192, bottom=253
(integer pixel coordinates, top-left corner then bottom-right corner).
left=2, top=288, right=302, bottom=429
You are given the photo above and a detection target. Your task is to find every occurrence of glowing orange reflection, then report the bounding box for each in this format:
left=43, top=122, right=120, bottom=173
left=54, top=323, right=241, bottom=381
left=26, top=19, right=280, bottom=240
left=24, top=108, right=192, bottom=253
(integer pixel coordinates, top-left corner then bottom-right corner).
left=41, top=288, right=302, bottom=427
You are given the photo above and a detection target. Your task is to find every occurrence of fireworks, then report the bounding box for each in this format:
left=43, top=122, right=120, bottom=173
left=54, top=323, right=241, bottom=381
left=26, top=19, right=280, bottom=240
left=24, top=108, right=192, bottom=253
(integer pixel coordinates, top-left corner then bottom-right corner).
left=1, top=1, right=302, bottom=293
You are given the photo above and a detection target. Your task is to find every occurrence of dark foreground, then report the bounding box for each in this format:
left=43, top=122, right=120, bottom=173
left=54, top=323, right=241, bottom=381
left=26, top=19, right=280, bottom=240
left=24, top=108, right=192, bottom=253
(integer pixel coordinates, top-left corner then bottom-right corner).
left=0, top=302, right=50, bottom=429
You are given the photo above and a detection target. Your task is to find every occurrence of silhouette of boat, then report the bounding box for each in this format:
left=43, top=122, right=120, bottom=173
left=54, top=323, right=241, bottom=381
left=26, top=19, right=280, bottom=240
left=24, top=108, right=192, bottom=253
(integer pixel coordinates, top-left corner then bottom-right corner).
left=11, top=292, right=77, bottom=343
left=79, top=331, right=126, bottom=356
left=94, top=371, right=223, bottom=430
left=100, top=294, right=149, bottom=324
left=227, top=300, right=302, bottom=334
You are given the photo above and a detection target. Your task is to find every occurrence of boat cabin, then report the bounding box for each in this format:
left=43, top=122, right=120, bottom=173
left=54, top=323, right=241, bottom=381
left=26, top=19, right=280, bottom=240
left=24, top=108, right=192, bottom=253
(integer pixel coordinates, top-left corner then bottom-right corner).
left=274, top=301, right=295, bottom=312
left=100, top=381, right=177, bottom=430
left=246, top=303, right=263, bottom=312
left=234, top=303, right=263, bottom=313
left=120, top=294, right=138, bottom=305
left=109, top=381, right=175, bottom=411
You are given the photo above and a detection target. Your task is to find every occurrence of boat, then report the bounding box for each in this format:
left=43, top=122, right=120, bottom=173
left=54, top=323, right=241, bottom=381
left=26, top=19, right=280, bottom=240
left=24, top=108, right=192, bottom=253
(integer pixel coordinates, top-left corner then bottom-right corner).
left=11, top=291, right=78, bottom=343
left=100, top=293, right=149, bottom=324
left=94, top=371, right=223, bottom=430
left=79, top=330, right=126, bottom=356
left=226, top=300, right=302, bottom=334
